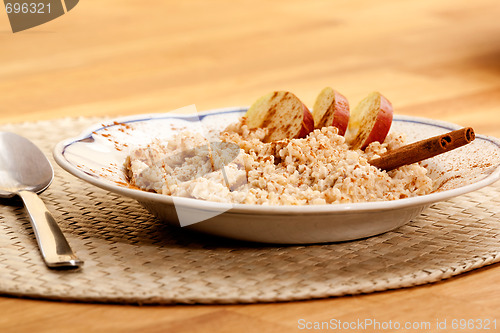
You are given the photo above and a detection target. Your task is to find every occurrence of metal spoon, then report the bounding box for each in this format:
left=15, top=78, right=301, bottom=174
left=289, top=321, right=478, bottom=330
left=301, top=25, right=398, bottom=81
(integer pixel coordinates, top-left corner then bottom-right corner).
left=0, top=132, right=82, bottom=269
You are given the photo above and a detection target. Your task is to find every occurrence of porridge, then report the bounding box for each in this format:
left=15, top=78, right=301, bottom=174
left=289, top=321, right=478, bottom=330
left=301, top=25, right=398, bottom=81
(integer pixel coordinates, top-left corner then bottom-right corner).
left=125, top=118, right=433, bottom=205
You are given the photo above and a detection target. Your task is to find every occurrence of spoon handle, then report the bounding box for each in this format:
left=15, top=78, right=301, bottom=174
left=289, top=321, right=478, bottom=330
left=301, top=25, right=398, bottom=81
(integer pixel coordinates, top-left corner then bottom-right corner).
left=18, top=190, right=83, bottom=269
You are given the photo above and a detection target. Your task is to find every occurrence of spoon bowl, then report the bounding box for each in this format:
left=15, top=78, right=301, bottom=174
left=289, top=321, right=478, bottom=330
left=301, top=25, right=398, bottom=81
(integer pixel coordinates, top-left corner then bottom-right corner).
left=0, top=132, right=82, bottom=268
left=0, top=132, right=53, bottom=197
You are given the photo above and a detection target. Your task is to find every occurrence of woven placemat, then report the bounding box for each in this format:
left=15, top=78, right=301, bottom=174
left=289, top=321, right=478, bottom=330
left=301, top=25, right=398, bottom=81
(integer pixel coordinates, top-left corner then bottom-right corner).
left=0, top=117, right=499, bottom=305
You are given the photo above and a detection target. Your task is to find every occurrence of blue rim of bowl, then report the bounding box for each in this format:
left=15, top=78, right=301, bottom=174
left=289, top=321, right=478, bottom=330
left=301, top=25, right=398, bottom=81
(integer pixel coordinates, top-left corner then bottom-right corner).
left=53, top=107, right=500, bottom=215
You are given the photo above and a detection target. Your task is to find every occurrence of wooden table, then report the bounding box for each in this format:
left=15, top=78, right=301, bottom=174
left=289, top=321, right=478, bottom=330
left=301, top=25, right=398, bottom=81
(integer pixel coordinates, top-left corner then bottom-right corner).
left=1, top=1, right=499, bottom=332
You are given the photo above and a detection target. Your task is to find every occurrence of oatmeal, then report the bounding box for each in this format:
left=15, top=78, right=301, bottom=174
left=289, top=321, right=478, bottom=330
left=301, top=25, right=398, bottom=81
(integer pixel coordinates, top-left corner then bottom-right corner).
left=125, top=118, right=433, bottom=205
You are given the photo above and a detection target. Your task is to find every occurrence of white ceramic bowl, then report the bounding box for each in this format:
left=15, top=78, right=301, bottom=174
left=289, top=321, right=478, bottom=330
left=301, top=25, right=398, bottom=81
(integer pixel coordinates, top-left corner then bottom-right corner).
left=53, top=108, right=500, bottom=244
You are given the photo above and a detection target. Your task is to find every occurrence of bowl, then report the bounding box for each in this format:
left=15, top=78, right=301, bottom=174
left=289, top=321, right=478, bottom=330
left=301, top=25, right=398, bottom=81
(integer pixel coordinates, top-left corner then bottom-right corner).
left=53, top=107, right=500, bottom=244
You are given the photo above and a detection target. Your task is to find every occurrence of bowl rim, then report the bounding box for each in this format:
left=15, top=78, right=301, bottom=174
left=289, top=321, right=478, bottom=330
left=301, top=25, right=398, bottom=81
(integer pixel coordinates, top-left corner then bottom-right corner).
left=53, top=107, right=500, bottom=215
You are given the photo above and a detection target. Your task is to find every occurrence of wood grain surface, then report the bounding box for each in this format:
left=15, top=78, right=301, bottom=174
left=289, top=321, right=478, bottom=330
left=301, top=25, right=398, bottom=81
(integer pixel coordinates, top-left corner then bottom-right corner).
left=1, top=0, right=499, bottom=332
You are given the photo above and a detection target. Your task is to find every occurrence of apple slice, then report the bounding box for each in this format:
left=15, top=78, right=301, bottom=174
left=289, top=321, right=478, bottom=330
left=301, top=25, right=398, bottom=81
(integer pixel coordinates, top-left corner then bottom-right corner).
left=346, top=92, right=393, bottom=150
left=312, top=87, right=350, bottom=136
left=245, top=91, right=314, bottom=142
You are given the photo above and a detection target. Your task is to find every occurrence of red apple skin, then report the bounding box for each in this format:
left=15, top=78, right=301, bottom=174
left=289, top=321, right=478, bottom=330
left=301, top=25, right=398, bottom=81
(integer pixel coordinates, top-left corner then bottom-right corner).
left=329, top=91, right=350, bottom=136
left=297, top=104, right=315, bottom=138
left=359, top=95, right=393, bottom=149
left=313, top=88, right=350, bottom=136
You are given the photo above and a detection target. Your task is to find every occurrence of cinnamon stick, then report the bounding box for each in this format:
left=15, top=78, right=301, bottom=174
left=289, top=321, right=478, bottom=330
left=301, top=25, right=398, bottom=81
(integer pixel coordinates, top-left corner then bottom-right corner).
left=368, top=127, right=475, bottom=171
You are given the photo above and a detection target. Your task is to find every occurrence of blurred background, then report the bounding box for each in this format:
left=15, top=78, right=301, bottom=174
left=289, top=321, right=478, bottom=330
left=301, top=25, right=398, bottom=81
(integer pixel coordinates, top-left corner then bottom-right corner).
left=1, top=0, right=499, bottom=135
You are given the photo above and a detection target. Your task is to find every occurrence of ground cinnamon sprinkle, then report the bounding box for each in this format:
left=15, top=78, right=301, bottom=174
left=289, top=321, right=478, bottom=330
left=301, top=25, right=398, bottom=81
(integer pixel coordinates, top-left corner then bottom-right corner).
left=113, top=121, right=133, bottom=130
